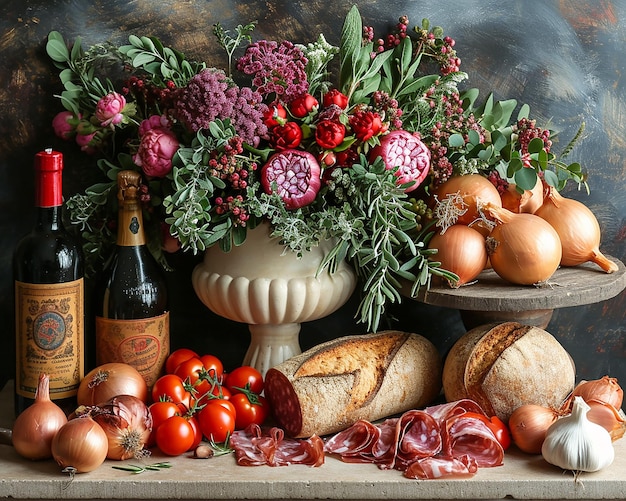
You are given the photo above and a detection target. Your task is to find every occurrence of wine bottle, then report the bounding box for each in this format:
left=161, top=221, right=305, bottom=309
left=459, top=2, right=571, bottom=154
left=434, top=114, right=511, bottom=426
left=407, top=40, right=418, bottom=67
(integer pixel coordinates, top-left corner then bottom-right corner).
left=13, top=149, right=85, bottom=416
left=95, top=170, right=169, bottom=388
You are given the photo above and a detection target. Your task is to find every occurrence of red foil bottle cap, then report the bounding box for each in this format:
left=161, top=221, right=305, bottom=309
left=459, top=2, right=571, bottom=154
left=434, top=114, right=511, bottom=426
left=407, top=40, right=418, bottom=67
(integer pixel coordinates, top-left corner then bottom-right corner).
left=35, top=148, right=64, bottom=207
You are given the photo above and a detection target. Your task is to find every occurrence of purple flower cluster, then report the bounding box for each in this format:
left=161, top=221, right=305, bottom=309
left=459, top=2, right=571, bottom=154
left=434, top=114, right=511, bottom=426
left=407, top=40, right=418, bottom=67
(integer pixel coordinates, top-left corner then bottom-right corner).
left=175, top=68, right=268, bottom=145
left=236, top=40, right=308, bottom=102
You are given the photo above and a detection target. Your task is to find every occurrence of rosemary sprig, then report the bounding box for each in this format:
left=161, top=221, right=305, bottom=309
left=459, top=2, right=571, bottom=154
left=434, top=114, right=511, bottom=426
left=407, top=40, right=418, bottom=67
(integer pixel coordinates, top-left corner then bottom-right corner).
left=112, top=462, right=173, bottom=474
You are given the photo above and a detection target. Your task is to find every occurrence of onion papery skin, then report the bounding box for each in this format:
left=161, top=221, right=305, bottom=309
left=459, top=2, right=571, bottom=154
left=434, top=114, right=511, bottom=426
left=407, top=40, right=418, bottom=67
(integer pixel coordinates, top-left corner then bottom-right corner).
left=500, top=177, right=543, bottom=214
left=51, top=416, right=108, bottom=473
left=78, top=363, right=148, bottom=406
left=485, top=205, right=562, bottom=285
left=535, top=186, right=618, bottom=273
left=89, top=395, right=153, bottom=460
left=428, top=225, right=488, bottom=287
left=434, top=174, right=502, bottom=226
left=571, top=376, right=623, bottom=410
left=509, top=404, right=560, bottom=454
left=12, top=374, right=68, bottom=460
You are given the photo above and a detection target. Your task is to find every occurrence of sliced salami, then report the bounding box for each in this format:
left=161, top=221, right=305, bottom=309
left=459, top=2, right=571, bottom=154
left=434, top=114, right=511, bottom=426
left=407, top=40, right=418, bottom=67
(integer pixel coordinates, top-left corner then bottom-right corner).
left=404, top=454, right=479, bottom=480
left=230, top=424, right=324, bottom=467
left=324, top=399, right=504, bottom=480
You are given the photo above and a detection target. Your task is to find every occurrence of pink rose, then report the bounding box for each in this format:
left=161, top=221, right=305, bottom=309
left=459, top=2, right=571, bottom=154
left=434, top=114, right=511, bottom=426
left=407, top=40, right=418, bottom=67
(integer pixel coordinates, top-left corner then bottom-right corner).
left=133, top=128, right=179, bottom=177
left=52, top=111, right=77, bottom=139
left=95, top=92, right=126, bottom=127
left=138, top=115, right=172, bottom=136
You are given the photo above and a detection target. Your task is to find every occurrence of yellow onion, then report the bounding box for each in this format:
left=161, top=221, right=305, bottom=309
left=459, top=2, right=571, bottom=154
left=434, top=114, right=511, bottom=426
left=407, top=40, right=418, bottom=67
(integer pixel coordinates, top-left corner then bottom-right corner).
left=428, top=224, right=488, bottom=287
left=484, top=204, right=562, bottom=285
left=78, top=363, right=148, bottom=406
left=509, top=404, right=561, bottom=454
left=535, top=185, right=618, bottom=273
left=571, top=376, right=623, bottom=409
left=500, top=177, right=543, bottom=214
left=12, top=374, right=68, bottom=460
left=434, top=174, right=502, bottom=227
left=51, top=415, right=108, bottom=473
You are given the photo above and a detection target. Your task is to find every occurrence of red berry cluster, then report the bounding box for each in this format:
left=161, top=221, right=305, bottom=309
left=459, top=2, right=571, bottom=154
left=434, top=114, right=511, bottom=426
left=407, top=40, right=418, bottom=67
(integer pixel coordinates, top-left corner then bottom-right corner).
left=208, top=136, right=257, bottom=226
left=514, top=118, right=552, bottom=154
left=487, top=170, right=509, bottom=195
left=123, top=75, right=178, bottom=111
left=427, top=92, right=486, bottom=186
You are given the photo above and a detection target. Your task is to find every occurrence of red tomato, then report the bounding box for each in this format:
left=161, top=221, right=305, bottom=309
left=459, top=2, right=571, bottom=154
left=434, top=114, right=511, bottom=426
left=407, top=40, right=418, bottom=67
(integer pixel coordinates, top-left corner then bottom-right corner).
left=225, top=366, right=264, bottom=395
left=206, top=397, right=236, bottom=416
left=199, top=354, right=224, bottom=380
left=148, top=401, right=181, bottom=446
left=152, top=374, right=192, bottom=409
left=197, top=400, right=236, bottom=444
left=230, top=393, right=269, bottom=429
left=165, top=348, right=199, bottom=374
left=464, top=412, right=512, bottom=450
left=174, top=357, right=205, bottom=385
left=187, top=415, right=203, bottom=451
left=155, top=415, right=195, bottom=456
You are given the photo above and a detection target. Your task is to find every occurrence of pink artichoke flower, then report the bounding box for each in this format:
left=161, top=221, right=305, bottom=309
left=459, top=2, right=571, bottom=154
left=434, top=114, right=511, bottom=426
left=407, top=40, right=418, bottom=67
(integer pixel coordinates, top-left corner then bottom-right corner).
left=133, top=128, right=179, bottom=178
left=95, top=92, right=126, bottom=127
left=52, top=111, right=77, bottom=139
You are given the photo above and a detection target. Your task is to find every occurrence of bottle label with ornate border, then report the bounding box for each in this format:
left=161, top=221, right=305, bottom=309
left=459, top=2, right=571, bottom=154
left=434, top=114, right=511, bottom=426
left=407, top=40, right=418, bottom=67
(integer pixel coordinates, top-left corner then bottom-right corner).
left=15, top=278, right=85, bottom=400
left=95, top=312, right=170, bottom=388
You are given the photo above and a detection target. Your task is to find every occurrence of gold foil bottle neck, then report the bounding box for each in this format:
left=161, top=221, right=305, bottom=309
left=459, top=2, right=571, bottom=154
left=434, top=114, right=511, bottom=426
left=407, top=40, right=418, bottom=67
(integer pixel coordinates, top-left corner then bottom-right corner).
left=117, top=170, right=142, bottom=203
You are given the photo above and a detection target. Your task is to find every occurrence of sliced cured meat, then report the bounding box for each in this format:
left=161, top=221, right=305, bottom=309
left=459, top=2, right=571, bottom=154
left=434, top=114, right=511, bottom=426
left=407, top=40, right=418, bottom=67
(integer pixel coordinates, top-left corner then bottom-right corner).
left=324, top=400, right=504, bottom=480
left=230, top=424, right=324, bottom=467
left=323, top=419, right=381, bottom=461
left=443, top=415, right=504, bottom=468
left=404, top=454, right=478, bottom=480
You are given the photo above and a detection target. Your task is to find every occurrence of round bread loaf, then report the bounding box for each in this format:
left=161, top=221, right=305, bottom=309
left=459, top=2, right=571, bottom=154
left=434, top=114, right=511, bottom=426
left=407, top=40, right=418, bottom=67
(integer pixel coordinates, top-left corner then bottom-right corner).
left=264, top=330, right=442, bottom=438
left=442, top=322, right=575, bottom=422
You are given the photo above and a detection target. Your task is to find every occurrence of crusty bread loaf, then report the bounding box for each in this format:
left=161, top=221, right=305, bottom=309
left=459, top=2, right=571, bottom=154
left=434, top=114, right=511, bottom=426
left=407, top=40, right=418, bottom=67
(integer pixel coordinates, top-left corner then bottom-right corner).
left=443, top=322, right=575, bottom=422
left=264, top=330, right=442, bottom=438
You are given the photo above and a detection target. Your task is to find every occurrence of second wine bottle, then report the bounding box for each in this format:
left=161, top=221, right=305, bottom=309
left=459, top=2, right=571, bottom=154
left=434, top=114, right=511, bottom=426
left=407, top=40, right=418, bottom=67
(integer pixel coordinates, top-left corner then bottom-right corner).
left=95, top=170, right=169, bottom=388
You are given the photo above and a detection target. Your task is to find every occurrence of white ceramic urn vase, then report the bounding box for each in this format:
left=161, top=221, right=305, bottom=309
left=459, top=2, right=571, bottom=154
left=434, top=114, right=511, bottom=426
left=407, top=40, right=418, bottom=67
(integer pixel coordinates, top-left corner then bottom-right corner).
left=192, top=222, right=357, bottom=375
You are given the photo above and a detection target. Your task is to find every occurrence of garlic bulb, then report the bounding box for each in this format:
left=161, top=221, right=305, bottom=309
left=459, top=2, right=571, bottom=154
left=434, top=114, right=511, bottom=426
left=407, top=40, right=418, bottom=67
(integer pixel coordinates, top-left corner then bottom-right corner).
left=541, top=396, right=614, bottom=473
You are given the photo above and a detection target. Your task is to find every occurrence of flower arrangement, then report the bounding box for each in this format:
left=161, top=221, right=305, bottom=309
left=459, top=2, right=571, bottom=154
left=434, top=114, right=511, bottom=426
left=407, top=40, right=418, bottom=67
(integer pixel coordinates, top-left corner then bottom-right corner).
left=46, top=6, right=585, bottom=331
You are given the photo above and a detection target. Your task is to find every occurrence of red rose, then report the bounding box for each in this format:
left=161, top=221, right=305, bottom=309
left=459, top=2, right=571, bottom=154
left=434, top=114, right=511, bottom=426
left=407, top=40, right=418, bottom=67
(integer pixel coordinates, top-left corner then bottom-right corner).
left=323, top=89, right=349, bottom=110
left=315, top=120, right=346, bottom=150
left=270, top=122, right=303, bottom=150
left=349, top=110, right=383, bottom=142
left=289, top=94, right=318, bottom=118
left=263, top=104, right=287, bottom=128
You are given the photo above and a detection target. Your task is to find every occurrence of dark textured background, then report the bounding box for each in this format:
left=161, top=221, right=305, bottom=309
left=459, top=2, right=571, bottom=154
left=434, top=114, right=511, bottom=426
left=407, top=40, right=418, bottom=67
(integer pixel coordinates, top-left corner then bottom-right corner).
left=1, top=0, right=624, bottom=388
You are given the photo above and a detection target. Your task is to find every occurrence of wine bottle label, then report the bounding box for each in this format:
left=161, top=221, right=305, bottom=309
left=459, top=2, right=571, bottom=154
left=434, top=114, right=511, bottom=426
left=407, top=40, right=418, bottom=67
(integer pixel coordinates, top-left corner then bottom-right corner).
left=15, top=278, right=85, bottom=400
left=95, top=312, right=170, bottom=388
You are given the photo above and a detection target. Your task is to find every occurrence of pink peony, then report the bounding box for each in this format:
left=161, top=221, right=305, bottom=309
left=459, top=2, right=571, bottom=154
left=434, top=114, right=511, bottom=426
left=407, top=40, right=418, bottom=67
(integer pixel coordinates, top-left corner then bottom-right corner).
left=95, top=92, right=126, bottom=127
left=133, top=128, right=179, bottom=178
left=138, top=115, right=172, bottom=136
left=52, top=111, right=77, bottom=139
